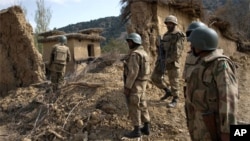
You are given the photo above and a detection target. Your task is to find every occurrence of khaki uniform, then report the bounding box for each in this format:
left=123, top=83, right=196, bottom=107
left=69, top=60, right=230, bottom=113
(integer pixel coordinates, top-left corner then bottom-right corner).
left=151, top=28, right=185, bottom=97
left=185, top=49, right=238, bottom=140
left=183, top=52, right=199, bottom=81
left=49, top=44, right=71, bottom=91
left=124, top=46, right=151, bottom=126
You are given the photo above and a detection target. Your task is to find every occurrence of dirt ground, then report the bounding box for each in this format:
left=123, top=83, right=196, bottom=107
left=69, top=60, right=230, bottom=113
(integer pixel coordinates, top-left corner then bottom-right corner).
left=0, top=51, right=250, bottom=141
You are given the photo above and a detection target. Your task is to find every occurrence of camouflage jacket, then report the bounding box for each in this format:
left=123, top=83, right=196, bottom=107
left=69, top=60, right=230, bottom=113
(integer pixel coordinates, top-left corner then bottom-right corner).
left=123, top=46, right=150, bottom=90
left=185, top=49, right=238, bottom=134
left=162, top=28, right=185, bottom=67
left=182, top=51, right=199, bottom=81
left=50, top=44, right=71, bottom=65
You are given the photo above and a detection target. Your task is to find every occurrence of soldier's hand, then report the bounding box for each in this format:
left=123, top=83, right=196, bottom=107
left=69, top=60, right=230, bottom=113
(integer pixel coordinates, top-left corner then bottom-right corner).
left=124, top=87, right=131, bottom=96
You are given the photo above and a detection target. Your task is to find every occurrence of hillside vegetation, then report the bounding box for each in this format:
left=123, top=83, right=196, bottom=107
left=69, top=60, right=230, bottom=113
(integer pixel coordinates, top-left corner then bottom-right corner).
left=58, top=16, right=126, bottom=47
left=58, top=0, right=250, bottom=46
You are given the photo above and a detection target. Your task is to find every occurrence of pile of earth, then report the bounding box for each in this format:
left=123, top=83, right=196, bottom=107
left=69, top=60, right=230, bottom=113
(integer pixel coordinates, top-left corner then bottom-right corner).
left=1, top=51, right=250, bottom=141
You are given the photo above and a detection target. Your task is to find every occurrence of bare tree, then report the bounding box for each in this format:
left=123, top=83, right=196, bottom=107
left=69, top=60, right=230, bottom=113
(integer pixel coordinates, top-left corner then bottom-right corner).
left=34, top=0, right=52, bottom=33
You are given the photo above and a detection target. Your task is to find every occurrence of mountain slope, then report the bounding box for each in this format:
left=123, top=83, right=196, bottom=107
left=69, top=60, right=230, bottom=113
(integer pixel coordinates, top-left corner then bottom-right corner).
left=58, top=16, right=126, bottom=45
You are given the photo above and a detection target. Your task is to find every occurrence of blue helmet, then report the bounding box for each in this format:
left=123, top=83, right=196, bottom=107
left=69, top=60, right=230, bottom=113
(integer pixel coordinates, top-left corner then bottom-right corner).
left=186, top=21, right=207, bottom=37
left=188, top=27, right=218, bottom=51
left=58, top=35, right=67, bottom=44
left=126, top=33, right=142, bottom=45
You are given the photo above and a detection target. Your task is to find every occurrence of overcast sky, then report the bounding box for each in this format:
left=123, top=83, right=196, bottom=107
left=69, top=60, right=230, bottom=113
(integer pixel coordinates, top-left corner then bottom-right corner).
left=0, top=0, right=122, bottom=29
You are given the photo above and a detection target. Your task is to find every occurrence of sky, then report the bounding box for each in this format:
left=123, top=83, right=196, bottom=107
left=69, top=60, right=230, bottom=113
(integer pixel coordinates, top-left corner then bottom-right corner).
left=0, top=0, right=122, bottom=29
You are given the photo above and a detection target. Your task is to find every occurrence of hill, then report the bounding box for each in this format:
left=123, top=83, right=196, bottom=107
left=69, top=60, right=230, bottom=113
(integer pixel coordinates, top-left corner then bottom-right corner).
left=58, top=16, right=126, bottom=46
left=57, top=0, right=250, bottom=47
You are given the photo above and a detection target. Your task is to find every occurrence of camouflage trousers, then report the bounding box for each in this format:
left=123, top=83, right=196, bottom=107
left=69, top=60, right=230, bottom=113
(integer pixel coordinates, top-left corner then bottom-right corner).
left=151, top=61, right=180, bottom=97
left=186, top=104, right=213, bottom=141
left=127, top=80, right=150, bottom=126
left=50, top=63, right=66, bottom=91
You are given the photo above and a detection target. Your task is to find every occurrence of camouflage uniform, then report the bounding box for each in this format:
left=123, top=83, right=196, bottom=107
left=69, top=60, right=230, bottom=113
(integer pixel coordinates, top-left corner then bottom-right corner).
left=151, top=28, right=185, bottom=98
left=182, top=52, right=199, bottom=93
left=183, top=52, right=199, bottom=81
left=185, top=49, right=238, bottom=140
left=49, top=44, right=71, bottom=91
left=124, top=45, right=151, bottom=126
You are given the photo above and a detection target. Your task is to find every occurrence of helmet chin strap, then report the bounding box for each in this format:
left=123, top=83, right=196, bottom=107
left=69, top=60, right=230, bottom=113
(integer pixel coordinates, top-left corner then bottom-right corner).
left=191, top=48, right=199, bottom=57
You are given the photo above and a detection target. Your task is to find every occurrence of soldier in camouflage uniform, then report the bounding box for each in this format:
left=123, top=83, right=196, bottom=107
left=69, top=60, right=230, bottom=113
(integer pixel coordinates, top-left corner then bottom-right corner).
left=183, top=21, right=208, bottom=139
left=49, top=35, right=71, bottom=92
left=123, top=33, right=151, bottom=138
left=185, top=27, right=238, bottom=141
left=183, top=21, right=208, bottom=95
left=151, top=15, right=185, bottom=108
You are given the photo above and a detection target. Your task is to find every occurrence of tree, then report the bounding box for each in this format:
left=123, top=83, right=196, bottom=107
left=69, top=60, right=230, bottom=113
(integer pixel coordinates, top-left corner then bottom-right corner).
left=34, top=0, right=52, bottom=33
left=102, top=38, right=128, bottom=54
left=34, top=0, right=52, bottom=53
left=214, top=0, right=250, bottom=38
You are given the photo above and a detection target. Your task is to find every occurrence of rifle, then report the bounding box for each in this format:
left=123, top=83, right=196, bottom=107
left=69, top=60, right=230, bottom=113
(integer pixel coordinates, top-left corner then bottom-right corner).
left=157, top=35, right=166, bottom=74
left=202, top=112, right=219, bottom=141
left=122, top=55, right=130, bottom=105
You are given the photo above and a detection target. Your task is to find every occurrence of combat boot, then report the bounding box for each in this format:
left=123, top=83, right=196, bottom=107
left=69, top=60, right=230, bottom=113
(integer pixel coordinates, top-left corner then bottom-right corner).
left=124, top=126, right=141, bottom=138
left=168, top=96, right=178, bottom=108
left=141, top=122, right=150, bottom=135
left=160, top=87, right=172, bottom=101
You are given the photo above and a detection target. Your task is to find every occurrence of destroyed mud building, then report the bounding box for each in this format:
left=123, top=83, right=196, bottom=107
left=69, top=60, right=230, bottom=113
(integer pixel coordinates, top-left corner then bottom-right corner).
left=38, top=28, right=105, bottom=74
left=0, top=6, right=45, bottom=97
left=0, top=0, right=250, bottom=141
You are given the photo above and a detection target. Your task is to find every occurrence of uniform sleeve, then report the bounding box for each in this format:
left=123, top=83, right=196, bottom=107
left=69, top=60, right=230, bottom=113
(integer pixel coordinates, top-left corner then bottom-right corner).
left=214, top=60, right=238, bottom=134
left=49, top=46, right=56, bottom=64
left=125, top=53, right=140, bottom=89
left=171, top=33, right=184, bottom=62
left=67, top=47, right=71, bottom=62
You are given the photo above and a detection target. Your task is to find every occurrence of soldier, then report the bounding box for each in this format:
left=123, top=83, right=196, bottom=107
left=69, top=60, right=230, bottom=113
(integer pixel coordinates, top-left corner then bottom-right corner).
left=183, top=21, right=208, bottom=94
left=186, top=27, right=238, bottom=141
left=183, top=21, right=207, bottom=140
left=151, top=15, right=185, bottom=108
left=123, top=33, right=151, bottom=138
left=49, top=35, right=71, bottom=92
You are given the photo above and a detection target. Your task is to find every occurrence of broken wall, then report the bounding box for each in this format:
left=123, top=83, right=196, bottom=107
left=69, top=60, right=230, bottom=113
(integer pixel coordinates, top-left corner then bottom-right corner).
left=0, top=6, right=45, bottom=97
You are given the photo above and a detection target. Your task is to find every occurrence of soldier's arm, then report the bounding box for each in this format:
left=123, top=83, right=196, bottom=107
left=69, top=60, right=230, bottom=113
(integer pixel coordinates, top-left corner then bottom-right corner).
left=124, top=53, right=140, bottom=89
left=49, top=46, right=56, bottom=65
left=172, top=33, right=185, bottom=62
left=67, top=47, right=71, bottom=62
left=214, top=60, right=238, bottom=135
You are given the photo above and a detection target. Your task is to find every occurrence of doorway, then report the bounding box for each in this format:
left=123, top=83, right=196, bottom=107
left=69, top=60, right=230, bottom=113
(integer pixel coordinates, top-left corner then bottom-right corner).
left=87, top=44, right=94, bottom=57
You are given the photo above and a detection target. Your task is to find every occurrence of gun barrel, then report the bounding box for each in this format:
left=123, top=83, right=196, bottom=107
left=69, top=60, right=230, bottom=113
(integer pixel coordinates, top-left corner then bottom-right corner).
left=157, top=35, right=166, bottom=73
